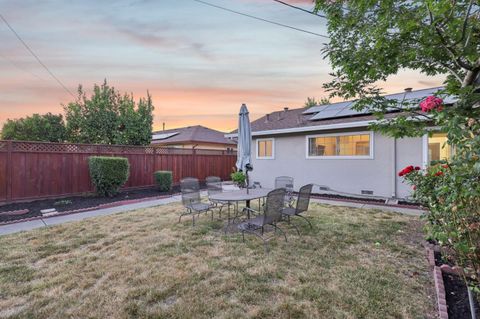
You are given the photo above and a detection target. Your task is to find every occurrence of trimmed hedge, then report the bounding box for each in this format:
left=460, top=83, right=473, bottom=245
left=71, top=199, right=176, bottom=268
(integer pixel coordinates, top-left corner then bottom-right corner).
left=88, top=156, right=130, bottom=197
left=154, top=171, right=173, bottom=192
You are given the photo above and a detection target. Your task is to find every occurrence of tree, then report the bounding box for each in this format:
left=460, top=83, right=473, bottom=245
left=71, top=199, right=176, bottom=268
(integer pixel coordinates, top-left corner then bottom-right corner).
left=314, top=0, right=480, bottom=291
left=303, top=96, right=331, bottom=108
left=314, top=0, right=479, bottom=135
left=64, top=80, right=154, bottom=145
left=1, top=113, right=66, bottom=142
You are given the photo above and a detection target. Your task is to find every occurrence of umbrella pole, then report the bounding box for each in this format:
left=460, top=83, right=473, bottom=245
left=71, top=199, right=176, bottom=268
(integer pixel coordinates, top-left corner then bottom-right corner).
left=246, top=171, right=249, bottom=194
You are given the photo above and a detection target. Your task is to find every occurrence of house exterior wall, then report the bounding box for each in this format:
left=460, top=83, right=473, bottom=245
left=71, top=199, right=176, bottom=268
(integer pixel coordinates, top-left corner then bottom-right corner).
left=250, top=131, right=423, bottom=199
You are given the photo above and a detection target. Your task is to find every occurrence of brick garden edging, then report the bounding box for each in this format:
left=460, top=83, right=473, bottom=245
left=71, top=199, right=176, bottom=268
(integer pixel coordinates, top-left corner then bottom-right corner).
left=0, top=194, right=177, bottom=226
left=434, top=266, right=449, bottom=319
left=426, top=243, right=449, bottom=319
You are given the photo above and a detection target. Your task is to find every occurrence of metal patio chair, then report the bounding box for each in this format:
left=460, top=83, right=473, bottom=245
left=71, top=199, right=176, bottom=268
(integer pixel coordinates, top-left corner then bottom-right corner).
left=237, top=188, right=288, bottom=252
left=206, top=176, right=231, bottom=217
left=252, top=181, right=262, bottom=189
left=275, top=176, right=295, bottom=207
left=179, top=177, right=214, bottom=226
left=282, top=184, right=314, bottom=229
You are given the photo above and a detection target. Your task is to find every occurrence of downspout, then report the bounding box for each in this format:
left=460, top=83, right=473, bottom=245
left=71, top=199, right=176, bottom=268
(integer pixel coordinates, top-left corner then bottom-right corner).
left=391, top=88, right=410, bottom=199
left=392, top=137, right=397, bottom=198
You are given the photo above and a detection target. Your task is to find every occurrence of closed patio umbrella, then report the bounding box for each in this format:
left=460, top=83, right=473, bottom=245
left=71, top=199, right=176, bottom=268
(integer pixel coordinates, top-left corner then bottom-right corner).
left=235, top=103, right=252, bottom=193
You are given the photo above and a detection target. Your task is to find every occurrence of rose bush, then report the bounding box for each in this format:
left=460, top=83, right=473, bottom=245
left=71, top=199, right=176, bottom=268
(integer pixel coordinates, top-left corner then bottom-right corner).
left=400, top=157, right=480, bottom=292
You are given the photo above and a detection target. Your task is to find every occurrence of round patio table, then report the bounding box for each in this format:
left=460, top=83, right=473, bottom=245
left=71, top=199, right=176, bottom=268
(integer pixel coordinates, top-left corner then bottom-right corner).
left=209, top=188, right=272, bottom=226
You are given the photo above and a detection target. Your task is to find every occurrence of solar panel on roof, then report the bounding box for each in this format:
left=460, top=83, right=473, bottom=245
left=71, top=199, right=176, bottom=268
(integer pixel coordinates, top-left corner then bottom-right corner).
left=302, top=100, right=353, bottom=115
left=309, top=101, right=369, bottom=120
left=305, top=87, right=453, bottom=121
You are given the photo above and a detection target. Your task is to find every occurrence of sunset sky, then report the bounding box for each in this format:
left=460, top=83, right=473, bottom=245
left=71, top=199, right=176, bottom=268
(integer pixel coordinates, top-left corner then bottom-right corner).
left=0, top=0, right=445, bottom=132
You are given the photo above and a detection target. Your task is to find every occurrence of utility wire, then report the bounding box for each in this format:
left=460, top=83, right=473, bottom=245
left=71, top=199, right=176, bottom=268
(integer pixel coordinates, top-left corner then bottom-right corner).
left=191, top=0, right=329, bottom=39
left=272, top=0, right=327, bottom=18
left=0, top=13, right=76, bottom=98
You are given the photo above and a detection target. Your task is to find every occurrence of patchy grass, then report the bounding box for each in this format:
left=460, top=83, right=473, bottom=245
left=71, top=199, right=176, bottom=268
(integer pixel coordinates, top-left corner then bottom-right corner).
left=0, top=202, right=435, bottom=318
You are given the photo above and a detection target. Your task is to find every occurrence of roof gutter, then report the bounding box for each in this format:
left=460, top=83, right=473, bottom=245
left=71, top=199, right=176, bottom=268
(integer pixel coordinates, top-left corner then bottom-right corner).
left=225, top=120, right=377, bottom=138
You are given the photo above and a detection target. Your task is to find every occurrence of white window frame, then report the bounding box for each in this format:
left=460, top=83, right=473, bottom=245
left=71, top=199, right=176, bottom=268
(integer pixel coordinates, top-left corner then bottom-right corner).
left=256, top=138, right=275, bottom=160
left=422, top=129, right=454, bottom=168
left=422, top=134, right=429, bottom=169
left=305, top=131, right=374, bottom=160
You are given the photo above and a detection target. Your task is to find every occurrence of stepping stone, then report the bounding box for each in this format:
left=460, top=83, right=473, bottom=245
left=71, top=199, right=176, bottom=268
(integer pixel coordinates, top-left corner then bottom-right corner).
left=41, top=208, right=57, bottom=215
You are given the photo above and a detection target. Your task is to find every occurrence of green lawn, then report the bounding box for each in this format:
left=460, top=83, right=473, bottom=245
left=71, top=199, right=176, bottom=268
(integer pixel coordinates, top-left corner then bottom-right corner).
left=0, top=202, right=435, bottom=318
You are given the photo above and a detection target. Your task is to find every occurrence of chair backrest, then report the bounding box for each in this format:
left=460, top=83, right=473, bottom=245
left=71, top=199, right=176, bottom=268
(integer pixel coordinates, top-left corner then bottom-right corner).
left=275, top=176, right=294, bottom=192
left=206, top=176, right=222, bottom=197
left=295, top=184, right=313, bottom=214
left=180, top=177, right=201, bottom=207
left=263, top=188, right=286, bottom=225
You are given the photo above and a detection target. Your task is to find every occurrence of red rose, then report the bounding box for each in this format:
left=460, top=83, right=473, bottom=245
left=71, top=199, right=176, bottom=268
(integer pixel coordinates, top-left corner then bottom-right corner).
left=412, top=185, right=417, bottom=190
left=420, top=96, right=444, bottom=112
left=399, top=165, right=416, bottom=177
left=415, top=166, right=421, bottom=170
left=434, top=171, right=444, bottom=176
left=442, top=164, right=448, bottom=169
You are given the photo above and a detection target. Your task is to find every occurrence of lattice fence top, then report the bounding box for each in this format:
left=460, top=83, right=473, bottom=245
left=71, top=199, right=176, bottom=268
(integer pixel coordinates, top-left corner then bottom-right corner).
left=2, top=140, right=236, bottom=156
left=0, top=141, right=8, bottom=152
left=196, top=149, right=231, bottom=155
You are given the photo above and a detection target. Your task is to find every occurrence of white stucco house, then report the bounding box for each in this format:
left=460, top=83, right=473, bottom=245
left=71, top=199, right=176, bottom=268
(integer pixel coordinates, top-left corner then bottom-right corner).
left=227, top=87, right=452, bottom=200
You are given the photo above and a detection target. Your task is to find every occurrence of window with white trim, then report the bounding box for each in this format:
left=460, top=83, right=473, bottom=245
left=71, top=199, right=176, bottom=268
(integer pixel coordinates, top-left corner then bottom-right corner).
left=428, top=132, right=452, bottom=162
left=256, top=138, right=274, bottom=159
left=307, top=133, right=372, bottom=158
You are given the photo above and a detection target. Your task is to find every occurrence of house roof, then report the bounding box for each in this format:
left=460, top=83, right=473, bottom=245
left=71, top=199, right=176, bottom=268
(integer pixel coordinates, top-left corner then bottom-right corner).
left=151, top=125, right=236, bottom=146
left=228, top=87, right=449, bottom=137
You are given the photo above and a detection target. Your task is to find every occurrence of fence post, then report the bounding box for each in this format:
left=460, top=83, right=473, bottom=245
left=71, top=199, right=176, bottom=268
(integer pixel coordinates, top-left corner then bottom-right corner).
left=6, top=140, right=12, bottom=202
left=192, top=148, right=197, bottom=179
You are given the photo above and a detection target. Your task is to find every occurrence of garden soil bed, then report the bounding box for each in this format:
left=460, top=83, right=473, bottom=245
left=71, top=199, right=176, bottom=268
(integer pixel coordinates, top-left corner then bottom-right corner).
left=0, top=187, right=179, bottom=224
left=311, top=192, right=422, bottom=208
left=443, top=272, right=479, bottom=319
left=433, top=245, right=480, bottom=318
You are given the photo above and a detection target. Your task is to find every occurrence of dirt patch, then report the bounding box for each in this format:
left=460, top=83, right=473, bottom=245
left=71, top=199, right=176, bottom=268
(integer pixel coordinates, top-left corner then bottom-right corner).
left=443, top=272, right=480, bottom=319
left=0, top=187, right=179, bottom=223
left=311, top=192, right=421, bottom=208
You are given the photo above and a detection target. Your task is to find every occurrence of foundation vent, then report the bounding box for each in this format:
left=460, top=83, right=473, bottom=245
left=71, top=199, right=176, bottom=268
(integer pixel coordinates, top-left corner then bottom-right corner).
left=361, top=190, right=374, bottom=195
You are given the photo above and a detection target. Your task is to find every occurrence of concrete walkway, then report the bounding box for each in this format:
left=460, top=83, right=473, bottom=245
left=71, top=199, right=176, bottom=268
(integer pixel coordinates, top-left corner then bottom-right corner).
left=0, top=195, right=182, bottom=236
left=0, top=195, right=424, bottom=237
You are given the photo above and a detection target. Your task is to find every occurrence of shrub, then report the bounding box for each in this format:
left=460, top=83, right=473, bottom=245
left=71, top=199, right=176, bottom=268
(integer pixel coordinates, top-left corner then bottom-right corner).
left=230, top=168, right=246, bottom=187
left=88, top=156, right=130, bottom=197
left=400, top=162, right=480, bottom=292
left=154, top=171, right=172, bottom=192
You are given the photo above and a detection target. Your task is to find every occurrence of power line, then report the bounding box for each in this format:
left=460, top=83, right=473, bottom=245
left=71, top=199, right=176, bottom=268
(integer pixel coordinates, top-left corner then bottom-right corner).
left=272, top=0, right=327, bottom=18
left=191, top=0, right=329, bottom=39
left=0, top=13, right=76, bottom=98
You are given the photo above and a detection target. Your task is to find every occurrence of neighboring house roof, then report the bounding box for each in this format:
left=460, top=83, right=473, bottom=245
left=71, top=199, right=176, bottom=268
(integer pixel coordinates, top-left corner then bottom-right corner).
left=151, top=125, right=236, bottom=146
left=227, top=87, right=450, bottom=137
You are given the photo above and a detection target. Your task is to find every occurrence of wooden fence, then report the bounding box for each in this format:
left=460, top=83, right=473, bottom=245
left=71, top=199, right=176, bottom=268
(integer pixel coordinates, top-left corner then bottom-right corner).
left=0, top=140, right=237, bottom=204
